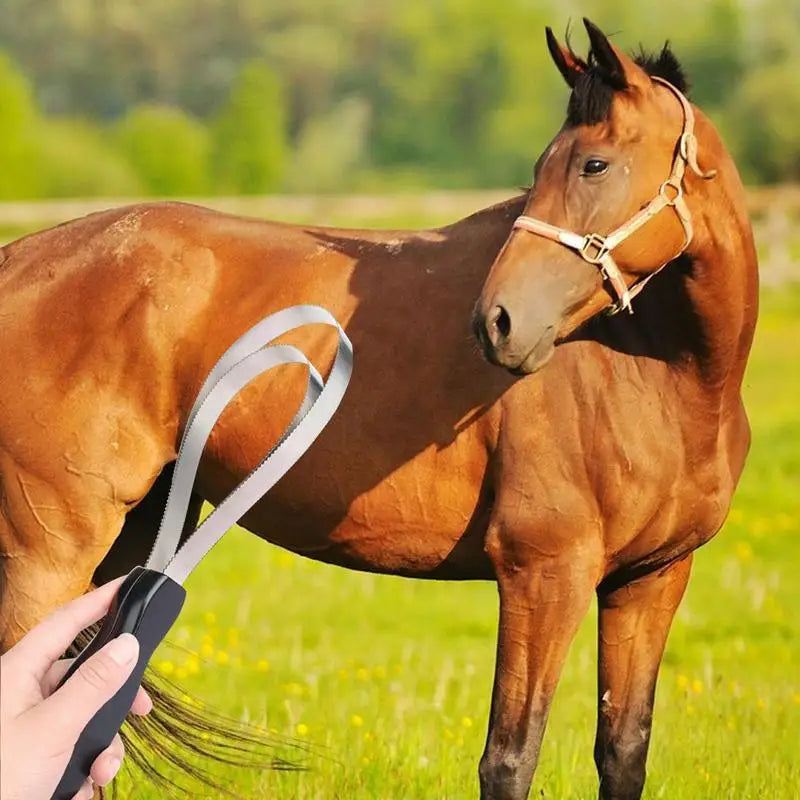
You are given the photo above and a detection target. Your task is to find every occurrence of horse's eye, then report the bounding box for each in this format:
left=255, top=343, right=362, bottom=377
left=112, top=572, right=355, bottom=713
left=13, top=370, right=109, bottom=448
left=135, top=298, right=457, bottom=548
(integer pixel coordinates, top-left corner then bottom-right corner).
left=582, top=158, right=609, bottom=176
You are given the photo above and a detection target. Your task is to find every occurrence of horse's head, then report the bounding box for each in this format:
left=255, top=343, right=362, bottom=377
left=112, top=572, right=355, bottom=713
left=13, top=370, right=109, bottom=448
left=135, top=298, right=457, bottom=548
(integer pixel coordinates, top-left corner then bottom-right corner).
left=474, top=19, right=717, bottom=374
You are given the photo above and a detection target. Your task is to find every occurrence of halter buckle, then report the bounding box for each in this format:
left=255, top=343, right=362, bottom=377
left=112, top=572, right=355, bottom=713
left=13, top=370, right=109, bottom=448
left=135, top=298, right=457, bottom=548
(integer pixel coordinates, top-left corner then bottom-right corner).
left=579, top=233, right=609, bottom=265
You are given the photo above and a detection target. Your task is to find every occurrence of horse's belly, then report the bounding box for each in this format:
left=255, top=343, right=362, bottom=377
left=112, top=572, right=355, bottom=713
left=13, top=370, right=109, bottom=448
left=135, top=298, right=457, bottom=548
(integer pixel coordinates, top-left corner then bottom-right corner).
left=206, top=423, right=496, bottom=580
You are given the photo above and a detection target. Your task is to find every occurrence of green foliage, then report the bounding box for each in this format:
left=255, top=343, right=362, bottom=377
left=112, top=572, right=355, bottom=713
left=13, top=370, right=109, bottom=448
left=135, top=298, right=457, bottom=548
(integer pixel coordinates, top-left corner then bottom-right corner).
left=287, top=97, right=370, bottom=192
left=0, top=51, right=43, bottom=199
left=115, top=105, right=210, bottom=196
left=38, top=118, right=143, bottom=198
left=211, top=61, right=287, bottom=194
left=731, top=59, right=800, bottom=184
left=1, top=1, right=800, bottom=196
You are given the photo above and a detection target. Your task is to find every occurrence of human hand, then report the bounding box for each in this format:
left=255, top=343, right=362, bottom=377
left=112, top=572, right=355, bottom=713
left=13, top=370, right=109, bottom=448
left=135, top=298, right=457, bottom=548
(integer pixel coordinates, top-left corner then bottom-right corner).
left=0, top=579, right=153, bottom=800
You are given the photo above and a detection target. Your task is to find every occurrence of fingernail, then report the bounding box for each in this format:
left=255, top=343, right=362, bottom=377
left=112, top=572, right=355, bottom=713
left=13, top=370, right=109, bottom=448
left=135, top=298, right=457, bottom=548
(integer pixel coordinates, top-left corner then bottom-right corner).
left=106, top=633, right=138, bottom=665
left=107, top=757, right=122, bottom=782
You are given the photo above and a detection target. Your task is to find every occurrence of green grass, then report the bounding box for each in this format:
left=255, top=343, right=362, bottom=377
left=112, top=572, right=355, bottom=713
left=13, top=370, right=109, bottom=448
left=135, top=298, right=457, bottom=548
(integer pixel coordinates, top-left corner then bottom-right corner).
left=108, top=283, right=800, bottom=799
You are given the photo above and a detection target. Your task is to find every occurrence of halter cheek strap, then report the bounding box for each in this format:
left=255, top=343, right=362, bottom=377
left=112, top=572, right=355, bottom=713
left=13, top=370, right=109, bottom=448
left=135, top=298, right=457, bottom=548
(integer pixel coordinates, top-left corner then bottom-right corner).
left=513, top=77, right=716, bottom=314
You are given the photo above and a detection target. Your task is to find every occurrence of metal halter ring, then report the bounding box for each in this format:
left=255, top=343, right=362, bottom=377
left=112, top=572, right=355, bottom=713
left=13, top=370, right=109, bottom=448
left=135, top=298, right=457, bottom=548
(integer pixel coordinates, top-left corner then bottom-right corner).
left=579, top=233, right=610, bottom=264
left=658, top=179, right=683, bottom=206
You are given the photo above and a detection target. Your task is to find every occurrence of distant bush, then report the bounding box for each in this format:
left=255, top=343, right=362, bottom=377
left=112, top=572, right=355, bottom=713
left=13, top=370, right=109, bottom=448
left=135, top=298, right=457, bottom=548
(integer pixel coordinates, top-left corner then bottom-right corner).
left=730, top=59, right=800, bottom=184
left=287, top=97, right=370, bottom=193
left=38, top=118, right=143, bottom=198
left=115, top=105, right=210, bottom=196
left=0, top=51, right=43, bottom=199
left=210, top=61, right=287, bottom=194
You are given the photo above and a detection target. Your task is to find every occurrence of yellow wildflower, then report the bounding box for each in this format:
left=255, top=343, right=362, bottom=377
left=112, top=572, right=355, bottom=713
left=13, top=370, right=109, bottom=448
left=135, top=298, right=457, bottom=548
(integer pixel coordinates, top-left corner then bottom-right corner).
left=735, top=542, right=753, bottom=563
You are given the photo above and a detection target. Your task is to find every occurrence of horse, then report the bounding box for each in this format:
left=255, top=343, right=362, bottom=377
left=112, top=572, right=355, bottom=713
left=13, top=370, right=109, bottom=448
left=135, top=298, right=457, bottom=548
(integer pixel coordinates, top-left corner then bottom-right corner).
left=471, top=19, right=757, bottom=800
left=0, top=18, right=756, bottom=800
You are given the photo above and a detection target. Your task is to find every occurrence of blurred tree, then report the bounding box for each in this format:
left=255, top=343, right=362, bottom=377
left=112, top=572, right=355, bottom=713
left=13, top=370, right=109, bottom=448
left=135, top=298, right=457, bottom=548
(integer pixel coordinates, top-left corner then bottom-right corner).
left=286, top=96, right=370, bottom=192
left=678, top=0, right=745, bottom=111
left=38, top=118, right=144, bottom=198
left=0, top=51, right=43, bottom=199
left=115, top=105, right=210, bottom=195
left=210, top=61, right=288, bottom=193
left=1, top=0, right=799, bottom=191
left=730, top=59, right=800, bottom=183
left=366, top=0, right=519, bottom=185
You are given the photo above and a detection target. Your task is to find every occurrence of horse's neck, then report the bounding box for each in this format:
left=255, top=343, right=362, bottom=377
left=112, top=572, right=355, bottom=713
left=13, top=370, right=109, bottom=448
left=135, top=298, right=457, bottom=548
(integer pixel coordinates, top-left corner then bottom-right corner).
left=679, top=139, right=759, bottom=401
left=597, top=131, right=757, bottom=406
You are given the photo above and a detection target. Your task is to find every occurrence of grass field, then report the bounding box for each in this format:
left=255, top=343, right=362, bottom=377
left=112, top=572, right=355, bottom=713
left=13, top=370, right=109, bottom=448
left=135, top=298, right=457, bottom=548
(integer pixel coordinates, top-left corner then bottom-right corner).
left=102, top=278, right=800, bottom=800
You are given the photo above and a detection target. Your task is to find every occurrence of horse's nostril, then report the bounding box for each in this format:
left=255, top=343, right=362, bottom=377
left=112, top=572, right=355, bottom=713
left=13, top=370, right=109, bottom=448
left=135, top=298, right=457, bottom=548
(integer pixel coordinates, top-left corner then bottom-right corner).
left=488, top=305, right=511, bottom=346
left=496, top=307, right=511, bottom=339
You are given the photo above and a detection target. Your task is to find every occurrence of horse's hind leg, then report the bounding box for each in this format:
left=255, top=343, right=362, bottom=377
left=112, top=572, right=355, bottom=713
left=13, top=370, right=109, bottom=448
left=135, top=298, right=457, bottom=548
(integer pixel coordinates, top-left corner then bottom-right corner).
left=0, top=457, right=130, bottom=649
left=594, top=556, right=692, bottom=800
left=479, top=519, right=602, bottom=800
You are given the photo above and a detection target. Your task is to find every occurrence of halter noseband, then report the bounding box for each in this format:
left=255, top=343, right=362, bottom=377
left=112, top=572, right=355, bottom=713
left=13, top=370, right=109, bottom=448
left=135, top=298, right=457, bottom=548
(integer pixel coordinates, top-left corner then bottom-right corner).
left=512, top=77, right=716, bottom=314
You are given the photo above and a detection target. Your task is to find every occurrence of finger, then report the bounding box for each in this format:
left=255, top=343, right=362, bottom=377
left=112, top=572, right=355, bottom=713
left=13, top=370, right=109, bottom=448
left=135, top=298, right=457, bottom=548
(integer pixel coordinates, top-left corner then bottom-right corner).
left=6, top=578, right=126, bottom=679
left=43, top=660, right=151, bottom=715
left=90, top=733, right=125, bottom=786
left=70, top=777, right=94, bottom=800
left=42, top=657, right=74, bottom=695
left=28, top=633, right=140, bottom=746
left=131, top=684, right=153, bottom=716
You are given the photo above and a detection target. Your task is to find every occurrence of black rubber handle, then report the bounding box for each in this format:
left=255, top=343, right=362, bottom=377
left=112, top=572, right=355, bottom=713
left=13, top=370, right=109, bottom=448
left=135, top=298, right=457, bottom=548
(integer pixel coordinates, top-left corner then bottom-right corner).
left=50, top=567, right=186, bottom=800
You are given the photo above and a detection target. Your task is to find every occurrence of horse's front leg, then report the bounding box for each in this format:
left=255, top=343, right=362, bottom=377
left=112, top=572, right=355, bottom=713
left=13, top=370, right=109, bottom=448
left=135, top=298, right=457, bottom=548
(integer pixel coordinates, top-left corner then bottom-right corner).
left=479, top=517, right=601, bottom=800
left=594, top=555, right=692, bottom=800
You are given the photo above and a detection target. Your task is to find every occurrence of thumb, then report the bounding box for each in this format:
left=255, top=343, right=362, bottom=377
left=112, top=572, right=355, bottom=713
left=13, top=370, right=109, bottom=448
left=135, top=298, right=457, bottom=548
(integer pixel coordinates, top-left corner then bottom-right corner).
left=33, top=633, right=140, bottom=750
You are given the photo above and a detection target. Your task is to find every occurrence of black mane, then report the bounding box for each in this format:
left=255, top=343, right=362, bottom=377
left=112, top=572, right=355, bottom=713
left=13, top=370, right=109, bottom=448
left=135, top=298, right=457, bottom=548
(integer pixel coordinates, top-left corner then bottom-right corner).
left=566, top=42, right=689, bottom=127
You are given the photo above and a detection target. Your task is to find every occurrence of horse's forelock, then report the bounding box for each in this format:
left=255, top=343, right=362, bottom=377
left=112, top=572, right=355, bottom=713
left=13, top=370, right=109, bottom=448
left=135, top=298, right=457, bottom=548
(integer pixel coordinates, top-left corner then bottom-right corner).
left=565, top=42, right=689, bottom=128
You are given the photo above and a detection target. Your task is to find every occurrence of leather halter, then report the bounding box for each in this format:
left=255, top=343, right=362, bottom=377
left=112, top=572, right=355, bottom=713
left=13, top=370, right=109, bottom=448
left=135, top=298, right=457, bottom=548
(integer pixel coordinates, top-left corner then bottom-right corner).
left=512, top=77, right=716, bottom=314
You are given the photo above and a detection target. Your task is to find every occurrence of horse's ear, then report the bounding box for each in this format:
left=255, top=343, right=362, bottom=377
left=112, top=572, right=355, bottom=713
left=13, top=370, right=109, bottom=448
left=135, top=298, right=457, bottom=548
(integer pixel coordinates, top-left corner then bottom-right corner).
left=545, top=27, right=584, bottom=88
left=583, top=18, right=649, bottom=91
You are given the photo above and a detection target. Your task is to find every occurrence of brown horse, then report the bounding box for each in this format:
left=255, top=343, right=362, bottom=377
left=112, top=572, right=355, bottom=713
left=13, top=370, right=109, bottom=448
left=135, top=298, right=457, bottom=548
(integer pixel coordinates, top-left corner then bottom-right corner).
left=0, top=20, right=755, bottom=800
left=471, top=19, right=757, bottom=800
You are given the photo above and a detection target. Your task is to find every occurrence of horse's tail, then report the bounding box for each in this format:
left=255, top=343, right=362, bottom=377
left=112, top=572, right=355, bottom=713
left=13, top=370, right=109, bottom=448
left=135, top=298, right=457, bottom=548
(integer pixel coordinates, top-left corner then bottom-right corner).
left=68, top=628, right=308, bottom=798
